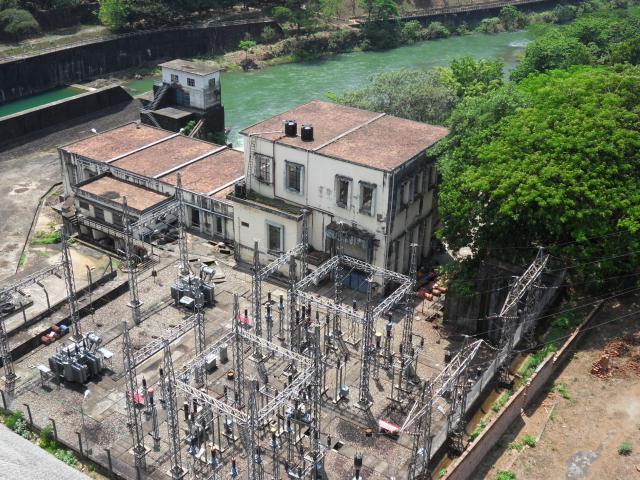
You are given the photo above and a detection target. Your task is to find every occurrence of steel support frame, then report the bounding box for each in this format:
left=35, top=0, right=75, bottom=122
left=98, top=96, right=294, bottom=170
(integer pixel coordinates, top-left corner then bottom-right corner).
left=163, top=341, right=186, bottom=479
left=122, top=321, right=146, bottom=471
left=61, top=230, right=82, bottom=340
left=133, top=315, right=198, bottom=367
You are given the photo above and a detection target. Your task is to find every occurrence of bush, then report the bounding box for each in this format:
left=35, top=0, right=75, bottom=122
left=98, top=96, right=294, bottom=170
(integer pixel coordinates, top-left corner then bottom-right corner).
left=327, top=28, right=359, bottom=52
left=360, top=19, right=401, bottom=49
left=0, top=8, right=40, bottom=40
left=401, top=20, right=423, bottom=43
left=54, top=449, right=78, bottom=466
left=555, top=382, right=570, bottom=400
left=31, top=230, right=61, bottom=245
left=98, top=0, right=131, bottom=31
left=618, top=441, right=633, bottom=455
left=424, top=21, right=450, bottom=39
left=499, top=5, right=528, bottom=30
left=260, top=25, right=280, bottom=44
left=522, top=434, right=537, bottom=447
left=554, top=4, right=578, bottom=23
left=496, top=471, right=516, bottom=480
left=12, top=417, right=33, bottom=440
left=476, top=17, right=505, bottom=34
left=4, top=411, right=24, bottom=431
left=39, top=425, right=57, bottom=452
left=469, top=419, right=487, bottom=440
left=491, top=390, right=512, bottom=412
left=529, top=11, right=558, bottom=25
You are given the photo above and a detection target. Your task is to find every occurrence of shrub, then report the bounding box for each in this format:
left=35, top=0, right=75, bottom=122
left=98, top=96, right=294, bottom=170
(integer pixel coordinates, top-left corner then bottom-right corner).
left=0, top=8, right=40, bottom=40
left=327, top=28, right=359, bottom=52
left=618, top=441, right=633, bottom=455
left=499, top=5, right=529, bottom=30
left=11, top=416, right=33, bottom=440
left=522, top=434, right=537, bottom=447
left=496, top=471, right=516, bottom=480
left=528, top=11, right=558, bottom=25
left=555, top=382, right=570, bottom=400
left=54, top=449, right=78, bottom=466
left=508, top=441, right=524, bottom=451
left=31, top=230, right=61, bottom=245
left=260, top=25, right=280, bottom=44
left=476, top=17, right=504, bottom=34
left=39, top=425, right=57, bottom=452
left=401, top=20, right=423, bottom=43
left=491, top=390, right=512, bottom=412
left=4, top=411, right=24, bottom=431
left=424, top=21, right=450, bottom=39
left=98, top=0, right=131, bottom=31
left=469, top=419, right=487, bottom=440
left=554, top=4, right=578, bottom=23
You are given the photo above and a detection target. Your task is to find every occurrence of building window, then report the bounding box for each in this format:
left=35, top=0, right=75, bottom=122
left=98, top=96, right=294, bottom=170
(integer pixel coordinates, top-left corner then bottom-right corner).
left=192, top=208, right=200, bottom=227
left=170, top=74, right=179, bottom=83
left=416, top=172, right=423, bottom=194
left=241, top=221, right=250, bottom=228
left=187, top=78, right=195, bottom=87
left=112, top=212, right=123, bottom=227
left=286, top=162, right=303, bottom=193
left=255, top=154, right=272, bottom=184
left=216, top=216, right=223, bottom=234
left=360, top=182, right=376, bottom=215
left=94, top=207, right=105, bottom=222
left=336, top=176, right=351, bottom=208
left=402, top=181, right=411, bottom=205
left=78, top=200, right=90, bottom=211
left=267, top=222, right=284, bottom=253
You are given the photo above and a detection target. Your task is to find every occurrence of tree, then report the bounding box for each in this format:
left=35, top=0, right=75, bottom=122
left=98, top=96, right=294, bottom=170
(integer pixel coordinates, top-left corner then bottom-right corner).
left=499, top=5, right=528, bottom=31
left=320, top=0, right=342, bottom=18
left=437, top=65, right=640, bottom=287
left=98, top=0, right=131, bottom=30
left=610, top=35, right=640, bottom=64
left=448, top=56, right=504, bottom=98
left=330, top=69, right=458, bottom=124
left=510, top=31, right=592, bottom=82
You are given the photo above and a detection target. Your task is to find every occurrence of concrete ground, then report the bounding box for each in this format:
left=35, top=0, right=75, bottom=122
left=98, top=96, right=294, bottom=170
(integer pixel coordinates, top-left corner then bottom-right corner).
left=2, top=237, right=454, bottom=479
left=0, top=99, right=142, bottom=281
left=0, top=424, right=90, bottom=479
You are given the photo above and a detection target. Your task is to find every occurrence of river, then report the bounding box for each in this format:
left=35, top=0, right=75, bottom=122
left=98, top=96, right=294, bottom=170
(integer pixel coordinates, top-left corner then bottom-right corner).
left=0, top=30, right=530, bottom=147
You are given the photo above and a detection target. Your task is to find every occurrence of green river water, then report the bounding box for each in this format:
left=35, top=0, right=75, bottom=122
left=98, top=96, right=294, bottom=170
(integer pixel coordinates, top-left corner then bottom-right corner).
left=0, top=86, right=85, bottom=118
left=0, top=30, right=531, bottom=147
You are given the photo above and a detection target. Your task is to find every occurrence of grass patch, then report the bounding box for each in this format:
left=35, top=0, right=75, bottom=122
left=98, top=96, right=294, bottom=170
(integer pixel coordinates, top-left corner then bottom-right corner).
left=39, top=425, right=57, bottom=452
left=508, top=441, right=524, bottom=451
left=31, top=230, right=61, bottom=245
left=18, top=253, right=26, bottom=268
left=555, top=382, right=570, bottom=400
left=469, top=419, right=487, bottom=440
left=54, top=448, right=78, bottom=466
left=522, top=434, right=537, bottom=448
left=5, top=411, right=32, bottom=439
left=438, top=468, right=447, bottom=478
left=492, top=390, right=513, bottom=412
left=496, top=471, right=516, bottom=480
left=618, top=441, right=632, bottom=456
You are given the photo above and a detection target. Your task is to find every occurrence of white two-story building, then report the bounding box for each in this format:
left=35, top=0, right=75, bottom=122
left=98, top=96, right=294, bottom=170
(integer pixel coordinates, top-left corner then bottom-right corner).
left=229, top=100, right=448, bottom=277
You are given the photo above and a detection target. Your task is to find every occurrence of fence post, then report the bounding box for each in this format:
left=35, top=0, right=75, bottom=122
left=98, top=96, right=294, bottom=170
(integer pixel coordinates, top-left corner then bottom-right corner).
left=49, top=417, right=58, bottom=443
left=76, top=431, right=83, bottom=456
left=105, top=448, right=114, bottom=479
left=22, top=403, right=33, bottom=426
left=0, top=389, right=6, bottom=410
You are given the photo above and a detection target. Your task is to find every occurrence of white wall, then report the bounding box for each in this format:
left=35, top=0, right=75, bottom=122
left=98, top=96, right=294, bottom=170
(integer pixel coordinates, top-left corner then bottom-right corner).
left=161, top=67, right=220, bottom=110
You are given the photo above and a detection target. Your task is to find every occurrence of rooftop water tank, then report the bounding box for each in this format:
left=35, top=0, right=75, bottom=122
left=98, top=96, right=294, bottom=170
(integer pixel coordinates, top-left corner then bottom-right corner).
left=284, top=120, right=297, bottom=137
left=301, top=124, right=314, bottom=142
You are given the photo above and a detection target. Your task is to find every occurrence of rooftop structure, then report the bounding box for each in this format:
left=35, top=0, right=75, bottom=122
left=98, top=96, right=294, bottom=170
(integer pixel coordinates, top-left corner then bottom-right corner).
left=159, top=59, right=222, bottom=76
left=242, top=100, right=448, bottom=171
left=76, top=175, right=168, bottom=213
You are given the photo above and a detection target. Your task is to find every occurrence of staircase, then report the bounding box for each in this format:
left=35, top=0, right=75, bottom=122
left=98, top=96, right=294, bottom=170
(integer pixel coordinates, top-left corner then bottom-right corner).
left=148, top=82, right=170, bottom=111
left=140, top=110, right=161, bottom=129
left=246, top=135, right=257, bottom=192
left=189, top=118, right=205, bottom=138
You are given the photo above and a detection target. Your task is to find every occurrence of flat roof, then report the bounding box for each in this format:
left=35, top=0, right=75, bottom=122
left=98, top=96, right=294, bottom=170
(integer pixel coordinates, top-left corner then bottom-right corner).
left=241, top=100, right=449, bottom=171
left=159, top=59, right=221, bottom=76
left=63, top=123, right=172, bottom=162
left=112, top=135, right=222, bottom=178
left=78, top=175, right=167, bottom=212
left=318, top=115, right=449, bottom=171
left=161, top=148, right=244, bottom=197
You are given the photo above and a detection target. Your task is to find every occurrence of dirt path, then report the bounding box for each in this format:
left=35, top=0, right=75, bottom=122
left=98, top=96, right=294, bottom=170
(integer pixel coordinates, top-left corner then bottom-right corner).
left=479, top=295, right=640, bottom=480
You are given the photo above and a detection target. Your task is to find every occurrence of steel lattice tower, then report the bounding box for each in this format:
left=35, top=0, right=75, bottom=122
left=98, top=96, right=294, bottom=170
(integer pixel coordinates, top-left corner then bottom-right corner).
left=310, top=323, right=323, bottom=477
left=0, top=316, right=15, bottom=387
left=232, top=294, right=245, bottom=407
left=247, top=379, right=262, bottom=480
left=122, top=320, right=146, bottom=471
left=193, top=288, right=206, bottom=388
left=358, top=279, right=375, bottom=407
left=163, top=340, right=185, bottom=479
left=122, top=198, right=142, bottom=325
left=400, top=244, right=418, bottom=357
left=288, top=254, right=297, bottom=351
left=176, top=173, right=191, bottom=276
left=301, top=209, right=309, bottom=278
left=408, top=382, right=434, bottom=480
left=334, top=223, right=345, bottom=305
left=252, top=240, right=262, bottom=338
left=61, top=229, right=82, bottom=340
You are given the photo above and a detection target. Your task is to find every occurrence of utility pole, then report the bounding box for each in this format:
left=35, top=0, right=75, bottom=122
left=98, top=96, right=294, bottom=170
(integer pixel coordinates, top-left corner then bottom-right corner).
left=301, top=209, right=309, bottom=279
left=163, top=340, right=185, bottom=479
left=252, top=240, right=262, bottom=340
left=232, top=294, right=245, bottom=408
left=400, top=244, right=418, bottom=357
left=61, top=229, right=82, bottom=341
left=288, top=254, right=297, bottom=352
left=122, top=321, right=146, bottom=471
left=122, top=197, right=142, bottom=325
left=193, top=285, right=206, bottom=388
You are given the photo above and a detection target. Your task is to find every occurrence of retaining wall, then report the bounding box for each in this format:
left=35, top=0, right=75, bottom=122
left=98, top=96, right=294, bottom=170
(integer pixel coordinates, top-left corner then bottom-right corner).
left=0, top=19, right=276, bottom=104
left=443, top=301, right=604, bottom=480
left=0, top=85, right=132, bottom=144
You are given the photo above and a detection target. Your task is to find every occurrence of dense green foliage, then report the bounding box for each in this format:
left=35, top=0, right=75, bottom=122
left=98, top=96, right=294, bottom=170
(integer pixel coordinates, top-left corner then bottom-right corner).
left=331, top=69, right=458, bottom=123
left=437, top=65, right=640, bottom=285
left=0, top=7, right=38, bottom=39
left=98, top=0, right=130, bottom=30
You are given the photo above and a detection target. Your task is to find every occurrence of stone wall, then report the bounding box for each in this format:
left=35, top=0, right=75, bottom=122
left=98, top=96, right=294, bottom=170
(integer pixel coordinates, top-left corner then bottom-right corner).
left=0, top=85, right=132, bottom=145
left=0, top=19, right=277, bottom=104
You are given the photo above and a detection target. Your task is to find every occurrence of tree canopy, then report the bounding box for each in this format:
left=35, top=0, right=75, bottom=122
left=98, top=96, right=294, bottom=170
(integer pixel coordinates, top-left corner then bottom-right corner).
left=437, top=65, right=640, bottom=285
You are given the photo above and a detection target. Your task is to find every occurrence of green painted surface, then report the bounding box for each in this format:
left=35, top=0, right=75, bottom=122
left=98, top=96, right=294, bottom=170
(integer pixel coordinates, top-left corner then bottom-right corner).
left=122, top=30, right=529, bottom=147
left=0, top=87, right=86, bottom=118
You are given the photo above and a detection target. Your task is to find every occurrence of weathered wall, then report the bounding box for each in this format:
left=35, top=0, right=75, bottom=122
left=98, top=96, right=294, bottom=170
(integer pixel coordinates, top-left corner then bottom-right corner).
left=0, top=19, right=277, bottom=104
left=0, top=85, right=131, bottom=144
